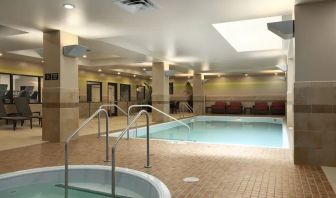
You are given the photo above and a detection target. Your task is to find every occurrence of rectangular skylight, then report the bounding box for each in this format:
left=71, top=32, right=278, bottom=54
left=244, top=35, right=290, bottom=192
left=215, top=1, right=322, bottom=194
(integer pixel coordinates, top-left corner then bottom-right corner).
left=213, top=16, right=283, bottom=52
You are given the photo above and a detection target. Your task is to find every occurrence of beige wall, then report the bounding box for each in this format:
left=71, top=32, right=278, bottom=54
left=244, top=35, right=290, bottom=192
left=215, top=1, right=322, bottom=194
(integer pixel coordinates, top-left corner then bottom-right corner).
left=294, top=1, right=336, bottom=166
left=78, top=70, right=149, bottom=103
left=0, top=58, right=43, bottom=76
left=169, top=78, right=189, bottom=101
left=170, top=75, right=287, bottom=108
left=0, top=58, right=150, bottom=118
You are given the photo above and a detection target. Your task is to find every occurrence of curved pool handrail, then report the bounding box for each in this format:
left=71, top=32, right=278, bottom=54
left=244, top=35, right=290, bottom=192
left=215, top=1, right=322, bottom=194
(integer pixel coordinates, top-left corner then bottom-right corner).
left=64, top=108, right=109, bottom=198
left=127, top=104, right=190, bottom=139
left=97, top=104, right=127, bottom=137
left=111, top=110, right=151, bottom=198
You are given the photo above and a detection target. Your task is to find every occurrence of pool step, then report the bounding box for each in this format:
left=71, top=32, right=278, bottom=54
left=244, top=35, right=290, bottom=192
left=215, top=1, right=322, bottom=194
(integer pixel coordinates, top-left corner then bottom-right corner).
left=55, top=184, right=132, bottom=198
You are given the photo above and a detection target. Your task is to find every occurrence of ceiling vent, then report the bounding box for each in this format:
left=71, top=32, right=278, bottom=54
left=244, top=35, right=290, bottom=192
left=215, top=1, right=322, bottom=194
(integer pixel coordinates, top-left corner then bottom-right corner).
left=114, top=0, right=159, bottom=13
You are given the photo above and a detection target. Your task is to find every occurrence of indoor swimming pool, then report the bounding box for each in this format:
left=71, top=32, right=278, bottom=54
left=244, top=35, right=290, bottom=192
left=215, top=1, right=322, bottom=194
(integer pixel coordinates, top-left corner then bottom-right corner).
left=121, top=116, right=287, bottom=148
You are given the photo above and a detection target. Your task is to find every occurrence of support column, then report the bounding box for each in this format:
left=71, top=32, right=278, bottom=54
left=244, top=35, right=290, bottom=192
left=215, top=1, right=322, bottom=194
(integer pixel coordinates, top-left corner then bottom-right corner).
left=42, top=30, right=79, bottom=142
left=193, top=74, right=204, bottom=115
left=294, top=1, right=336, bottom=166
left=152, top=62, right=169, bottom=122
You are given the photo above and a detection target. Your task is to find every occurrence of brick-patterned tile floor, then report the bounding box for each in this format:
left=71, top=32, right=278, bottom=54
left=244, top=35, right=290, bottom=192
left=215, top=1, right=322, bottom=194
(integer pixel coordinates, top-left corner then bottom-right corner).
left=0, top=135, right=335, bottom=198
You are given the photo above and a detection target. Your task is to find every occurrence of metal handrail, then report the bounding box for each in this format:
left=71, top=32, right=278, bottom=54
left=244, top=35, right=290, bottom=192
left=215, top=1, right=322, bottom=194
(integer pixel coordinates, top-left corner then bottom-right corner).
left=111, top=110, right=151, bottom=198
left=98, top=104, right=127, bottom=137
left=127, top=105, right=191, bottom=139
left=64, top=108, right=109, bottom=198
left=185, top=103, right=193, bottom=112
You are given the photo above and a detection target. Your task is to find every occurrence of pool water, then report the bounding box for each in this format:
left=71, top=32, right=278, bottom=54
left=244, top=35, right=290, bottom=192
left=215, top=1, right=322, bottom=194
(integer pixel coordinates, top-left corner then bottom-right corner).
left=139, top=119, right=284, bottom=148
left=0, top=183, right=107, bottom=198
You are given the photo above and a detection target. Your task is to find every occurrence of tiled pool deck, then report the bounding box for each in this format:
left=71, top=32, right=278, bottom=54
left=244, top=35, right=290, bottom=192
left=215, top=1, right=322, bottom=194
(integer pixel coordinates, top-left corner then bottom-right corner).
left=0, top=135, right=335, bottom=198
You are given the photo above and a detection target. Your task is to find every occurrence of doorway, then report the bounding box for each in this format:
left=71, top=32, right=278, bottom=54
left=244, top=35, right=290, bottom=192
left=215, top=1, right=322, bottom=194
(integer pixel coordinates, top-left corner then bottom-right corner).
left=107, top=83, right=118, bottom=116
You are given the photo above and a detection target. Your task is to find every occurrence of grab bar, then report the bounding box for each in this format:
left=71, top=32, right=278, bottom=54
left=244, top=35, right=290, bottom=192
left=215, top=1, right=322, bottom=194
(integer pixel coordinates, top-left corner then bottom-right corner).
left=98, top=104, right=127, bottom=137
left=64, top=108, right=109, bottom=198
left=127, top=105, right=191, bottom=139
left=111, top=110, right=151, bottom=198
left=181, top=103, right=193, bottom=118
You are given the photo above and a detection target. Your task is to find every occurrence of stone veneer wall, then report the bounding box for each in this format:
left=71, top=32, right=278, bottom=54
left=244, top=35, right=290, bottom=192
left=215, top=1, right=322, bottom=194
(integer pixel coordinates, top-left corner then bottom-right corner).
left=294, top=81, right=336, bottom=166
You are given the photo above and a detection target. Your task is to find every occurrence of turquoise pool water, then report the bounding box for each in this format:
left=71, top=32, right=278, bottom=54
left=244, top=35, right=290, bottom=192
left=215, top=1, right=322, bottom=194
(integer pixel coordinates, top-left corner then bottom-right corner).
left=129, top=116, right=286, bottom=148
left=0, top=183, right=107, bottom=198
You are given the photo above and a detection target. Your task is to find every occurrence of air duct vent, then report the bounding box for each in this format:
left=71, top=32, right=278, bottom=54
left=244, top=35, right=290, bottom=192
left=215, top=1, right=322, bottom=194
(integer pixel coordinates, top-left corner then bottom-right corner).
left=267, top=20, right=294, bottom=40
left=114, top=0, right=159, bottom=13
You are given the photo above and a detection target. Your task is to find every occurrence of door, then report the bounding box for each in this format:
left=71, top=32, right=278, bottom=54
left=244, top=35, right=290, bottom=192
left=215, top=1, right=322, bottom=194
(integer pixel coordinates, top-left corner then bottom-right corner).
left=108, top=83, right=118, bottom=116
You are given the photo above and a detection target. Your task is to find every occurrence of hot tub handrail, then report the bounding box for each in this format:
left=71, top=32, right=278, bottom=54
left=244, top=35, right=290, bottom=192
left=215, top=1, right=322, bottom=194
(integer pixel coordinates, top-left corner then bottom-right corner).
left=64, top=108, right=109, bottom=198
left=111, top=110, right=151, bottom=198
left=97, top=104, right=127, bottom=137
left=127, top=104, right=190, bottom=139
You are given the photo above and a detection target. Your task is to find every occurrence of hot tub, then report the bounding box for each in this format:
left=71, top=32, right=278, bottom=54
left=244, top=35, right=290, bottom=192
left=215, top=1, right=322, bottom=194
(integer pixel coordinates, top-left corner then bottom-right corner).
left=0, top=165, right=171, bottom=198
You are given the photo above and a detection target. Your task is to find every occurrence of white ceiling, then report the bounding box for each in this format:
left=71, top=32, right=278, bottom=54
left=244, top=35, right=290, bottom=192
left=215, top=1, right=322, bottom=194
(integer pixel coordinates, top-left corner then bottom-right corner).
left=0, top=0, right=295, bottom=74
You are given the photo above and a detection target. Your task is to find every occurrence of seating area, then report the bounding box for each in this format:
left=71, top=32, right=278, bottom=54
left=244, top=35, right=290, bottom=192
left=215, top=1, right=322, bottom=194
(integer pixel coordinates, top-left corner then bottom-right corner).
left=0, top=97, right=42, bottom=130
left=211, top=101, right=285, bottom=115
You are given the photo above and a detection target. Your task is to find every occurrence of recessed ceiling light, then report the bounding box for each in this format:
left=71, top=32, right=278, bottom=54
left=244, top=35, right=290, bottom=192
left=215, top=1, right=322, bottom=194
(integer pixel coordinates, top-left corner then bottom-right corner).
left=150, top=77, right=152, bottom=80
left=117, top=72, right=121, bottom=75
left=0, top=52, right=3, bottom=56
left=82, top=55, right=87, bottom=58
left=41, top=60, right=44, bottom=63
left=244, top=73, right=249, bottom=77
left=133, top=74, right=136, bottom=78
left=212, top=16, right=282, bottom=52
left=143, top=68, right=146, bottom=71
left=98, top=69, right=102, bottom=72
left=63, top=3, right=75, bottom=9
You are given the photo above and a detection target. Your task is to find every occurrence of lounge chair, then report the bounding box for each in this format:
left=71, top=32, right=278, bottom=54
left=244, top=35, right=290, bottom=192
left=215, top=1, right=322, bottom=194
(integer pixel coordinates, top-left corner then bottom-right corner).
left=270, top=101, right=286, bottom=115
left=252, top=101, right=269, bottom=115
left=13, top=97, right=42, bottom=127
left=211, top=101, right=226, bottom=114
left=0, top=100, right=32, bottom=130
left=226, top=101, right=243, bottom=114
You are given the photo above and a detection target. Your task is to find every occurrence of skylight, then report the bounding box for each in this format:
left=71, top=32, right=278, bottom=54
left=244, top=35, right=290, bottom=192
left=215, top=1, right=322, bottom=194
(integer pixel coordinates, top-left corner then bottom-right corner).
left=212, top=16, right=283, bottom=52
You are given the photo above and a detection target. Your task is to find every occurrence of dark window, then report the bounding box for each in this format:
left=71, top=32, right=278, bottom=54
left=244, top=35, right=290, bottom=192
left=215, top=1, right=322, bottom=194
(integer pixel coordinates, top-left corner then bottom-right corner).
left=120, top=84, right=131, bottom=101
left=169, top=82, right=174, bottom=95
left=136, top=85, right=145, bottom=101
left=0, top=73, right=11, bottom=103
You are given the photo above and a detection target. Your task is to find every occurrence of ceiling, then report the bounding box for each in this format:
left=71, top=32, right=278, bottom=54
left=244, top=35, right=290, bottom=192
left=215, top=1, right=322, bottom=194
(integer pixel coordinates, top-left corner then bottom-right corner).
left=0, top=0, right=295, bottom=75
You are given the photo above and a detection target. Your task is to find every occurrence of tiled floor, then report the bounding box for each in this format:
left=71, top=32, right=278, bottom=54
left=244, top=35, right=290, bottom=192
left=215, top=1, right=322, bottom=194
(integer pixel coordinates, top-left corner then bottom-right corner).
left=0, top=134, right=335, bottom=198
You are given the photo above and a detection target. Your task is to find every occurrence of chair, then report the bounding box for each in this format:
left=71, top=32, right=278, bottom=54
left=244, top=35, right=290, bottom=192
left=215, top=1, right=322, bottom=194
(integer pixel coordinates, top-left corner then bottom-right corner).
left=252, top=101, right=269, bottom=115
left=226, top=101, right=243, bottom=114
left=13, top=97, right=42, bottom=127
left=0, top=99, right=32, bottom=130
left=211, top=101, right=226, bottom=114
left=270, top=101, right=286, bottom=115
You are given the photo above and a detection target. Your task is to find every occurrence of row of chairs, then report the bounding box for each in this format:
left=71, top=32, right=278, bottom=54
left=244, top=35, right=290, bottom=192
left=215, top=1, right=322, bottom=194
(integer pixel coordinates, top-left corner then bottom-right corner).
left=0, top=98, right=42, bottom=130
left=211, top=101, right=285, bottom=115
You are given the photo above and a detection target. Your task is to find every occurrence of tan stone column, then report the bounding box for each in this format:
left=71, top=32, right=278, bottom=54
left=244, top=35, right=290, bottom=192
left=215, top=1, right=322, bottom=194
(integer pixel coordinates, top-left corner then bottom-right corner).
left=193, top=74, right=204, bottom=115
left=42, top=30, right=79, bottom=142
left=152, top=62, right=170, bottom=122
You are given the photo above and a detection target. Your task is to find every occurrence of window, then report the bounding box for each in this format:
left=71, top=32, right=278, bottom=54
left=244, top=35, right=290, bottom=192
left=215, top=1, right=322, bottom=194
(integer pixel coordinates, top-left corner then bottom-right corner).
left=0, top=73, right=11, bottom=103
left=120, top=84, right=131, bottom=101
left=136, top=85, right=145, bottom=101
left=169, top=82, right=174, bottom=95
left=12, top=75, right=40, bottom=103
left=87, top=81, right=102, bottom=102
